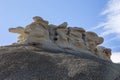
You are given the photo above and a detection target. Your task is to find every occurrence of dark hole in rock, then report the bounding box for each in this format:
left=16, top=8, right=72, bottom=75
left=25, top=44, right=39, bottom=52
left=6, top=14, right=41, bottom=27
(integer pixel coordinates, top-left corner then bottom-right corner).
left=54, top=37, right=58, bottom=41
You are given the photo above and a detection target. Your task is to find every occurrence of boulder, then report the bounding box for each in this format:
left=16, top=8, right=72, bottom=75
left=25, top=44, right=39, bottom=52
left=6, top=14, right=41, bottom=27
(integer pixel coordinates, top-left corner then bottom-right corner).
left=0, top=45, right=120, bottom=80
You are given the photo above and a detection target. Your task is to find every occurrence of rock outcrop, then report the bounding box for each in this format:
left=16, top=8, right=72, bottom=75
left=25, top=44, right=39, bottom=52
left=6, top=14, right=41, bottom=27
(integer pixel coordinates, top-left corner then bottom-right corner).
left=9, top=16, right=111, bottom=61
left=0, top=44, right=120, bottom=80
left=1, top=16, right=119, bottom=80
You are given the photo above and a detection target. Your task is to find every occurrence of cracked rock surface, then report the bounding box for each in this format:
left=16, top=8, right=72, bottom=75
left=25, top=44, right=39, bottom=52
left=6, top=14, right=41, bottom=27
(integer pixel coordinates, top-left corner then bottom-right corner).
left=0, top=45, right=120, bottom=80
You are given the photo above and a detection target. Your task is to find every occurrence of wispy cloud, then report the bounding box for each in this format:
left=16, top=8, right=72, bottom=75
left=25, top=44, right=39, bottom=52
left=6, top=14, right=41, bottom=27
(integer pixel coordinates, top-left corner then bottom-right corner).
left=100, top=0, right=120, bottom=63
left=91, top=0, right=120, bottom=38
left=104, top=35, right=120, bottom=43
left=91, top=0, right=120, bottom=63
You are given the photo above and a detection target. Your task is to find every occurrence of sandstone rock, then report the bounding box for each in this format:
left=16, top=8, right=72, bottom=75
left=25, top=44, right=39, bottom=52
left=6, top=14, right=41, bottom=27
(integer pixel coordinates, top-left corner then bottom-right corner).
left=24, top=17, right=50, bottom=44
left=9, top=26, right=28, bottom=43
left=95, top=46, right=112, bottom=61
left=58, top=22, right=68, bottom=28
left=24, top=22, right=49, bottom=44
left=68, top=27, right=87, bottom=51
left=3, top=16, right=120, bottom=80
left=9, top=16, right=111, bottom=61
left=33, top=16, right=49, bottom=28
left=55, top=26, right=70, bottom=48
left=85, top=32, right=104, bottom=53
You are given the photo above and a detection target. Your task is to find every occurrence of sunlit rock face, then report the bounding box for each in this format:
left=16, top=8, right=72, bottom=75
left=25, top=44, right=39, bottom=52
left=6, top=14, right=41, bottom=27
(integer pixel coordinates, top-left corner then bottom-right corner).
left=95, top=46, right=112, bottom=61
left=9, top=27, right=28, bottom=43
left=9, top=16, right=111, bottom=61
left=24, top=16, right=49, bottom=44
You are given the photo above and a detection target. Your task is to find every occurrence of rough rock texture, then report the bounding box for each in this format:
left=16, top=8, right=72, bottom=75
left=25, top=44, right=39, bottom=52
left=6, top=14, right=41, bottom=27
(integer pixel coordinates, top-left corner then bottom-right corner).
left=1, top=16, right=119, bottom=80
left=9, top=16, right=111, bottom=61
left=0, top=45, right=120, bottom=80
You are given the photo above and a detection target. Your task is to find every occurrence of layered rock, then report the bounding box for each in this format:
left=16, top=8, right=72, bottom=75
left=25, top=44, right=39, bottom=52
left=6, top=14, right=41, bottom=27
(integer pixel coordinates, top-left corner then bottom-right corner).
left=95, top=46, right=111, bottom=60
left=9, top=16, right=111, bottom=61
left=9, top=27, right=27, bottom=43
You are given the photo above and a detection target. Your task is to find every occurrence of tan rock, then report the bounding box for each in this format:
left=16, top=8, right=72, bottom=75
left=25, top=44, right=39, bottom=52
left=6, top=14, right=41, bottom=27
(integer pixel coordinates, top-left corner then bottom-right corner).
left=95, top=46, right=111, bottom=61
left=8, top=16, right=112, bottom=60
left=55, top=27, right=70, bottom=49
left=9, top=26, right=28, bottom=43
left=68, top=27, right=87, bottom=51
left=58, top=22, right=68, bottom=28
left=24, top=22, right=49, bottom=44
left=85, top=32, right=104, bottom=53
left=33, top=16, right=49, bottom=29
left=69, top=27, right=85, bottom=39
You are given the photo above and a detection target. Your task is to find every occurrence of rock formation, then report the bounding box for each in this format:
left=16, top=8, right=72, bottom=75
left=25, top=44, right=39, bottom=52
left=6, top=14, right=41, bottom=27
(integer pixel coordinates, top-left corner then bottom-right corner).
left=1, top=16, right=119, bottom=80
left=95, top=46, right=112, bottom=61
left=9, top=27, right=27, bottom=43
left=9, top=16, right=111, bottom=61
left=0, top=44, right=120, bottom=80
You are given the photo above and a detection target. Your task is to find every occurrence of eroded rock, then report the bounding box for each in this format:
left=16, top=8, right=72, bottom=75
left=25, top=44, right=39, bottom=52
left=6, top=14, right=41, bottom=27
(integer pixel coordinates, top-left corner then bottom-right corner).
left=95, top=46, right=112, bottom=61
left=85, top=32, right=104, bottom=53
left=9, top=16, right=112, bottom=61
left=24, top=17, right=50, bottom=44
left=9, top=26, right=28, bottom=43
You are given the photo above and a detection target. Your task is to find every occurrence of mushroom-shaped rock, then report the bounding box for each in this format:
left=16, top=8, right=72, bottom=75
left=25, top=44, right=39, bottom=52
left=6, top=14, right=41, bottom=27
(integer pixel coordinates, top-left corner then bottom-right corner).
left=33, top=16, right=49, bottom=29
left=85, top=32, right=104, bottom=53
left=9, top=26, right=24, bottom=34
left=97, top=37, right=104, bottom=45
left=9, top=27, right=28, bottom=42
left=33, top=16, right=44, bottom=22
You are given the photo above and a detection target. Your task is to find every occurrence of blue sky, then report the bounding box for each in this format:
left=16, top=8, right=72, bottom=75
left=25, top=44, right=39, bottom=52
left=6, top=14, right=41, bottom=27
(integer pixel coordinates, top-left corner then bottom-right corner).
left=0, top=0, right=120, bottom=62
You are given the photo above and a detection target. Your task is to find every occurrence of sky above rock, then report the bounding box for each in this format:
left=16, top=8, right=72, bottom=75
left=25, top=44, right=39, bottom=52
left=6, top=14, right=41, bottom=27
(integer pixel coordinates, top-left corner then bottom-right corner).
left=0, top=0, right=120, bottom=63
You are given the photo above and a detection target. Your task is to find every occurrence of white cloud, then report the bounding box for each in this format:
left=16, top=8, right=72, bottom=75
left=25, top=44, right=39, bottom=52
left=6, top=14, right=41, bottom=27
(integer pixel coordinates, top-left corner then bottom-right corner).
left=104, top=36, right=119, bottom=43
left=95, top=0, right=120, bottom=63
left=101, top=0, right=120, bottom=36
left=91, top=0, right=120, bottom=38
left=111, top=52, right=120, bottom=63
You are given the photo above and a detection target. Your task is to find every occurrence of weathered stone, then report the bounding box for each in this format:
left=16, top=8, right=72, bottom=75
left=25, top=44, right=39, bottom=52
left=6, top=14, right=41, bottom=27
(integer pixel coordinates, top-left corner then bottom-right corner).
left=4, top=16, right=120, bottom=80
left=9, top=16, right=111, bottom=61
left=24, top=22, right=49, bottom=44
left=68, top=27, right=90, bottom=53
left=58, top=22, right=68, bottom=28
left=33, top=16, right=49, bottom=29
left=9, top=26, right=28, bottom=43
left=55, top=27, right=70, bottom=49
left=85, top=32, right=104, bottom=53
left=95, top=46, right=112, bottom=61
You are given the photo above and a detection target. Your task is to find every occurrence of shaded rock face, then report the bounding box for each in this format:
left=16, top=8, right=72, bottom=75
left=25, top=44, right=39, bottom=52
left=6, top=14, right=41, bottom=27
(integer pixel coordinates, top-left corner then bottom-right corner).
left=0, top=45, right=120, bottom=80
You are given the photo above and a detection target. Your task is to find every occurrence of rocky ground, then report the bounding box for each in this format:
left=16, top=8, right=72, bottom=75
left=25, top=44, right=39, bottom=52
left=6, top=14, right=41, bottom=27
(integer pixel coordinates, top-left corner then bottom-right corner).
left=0, top=44, right=120, bottom=80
